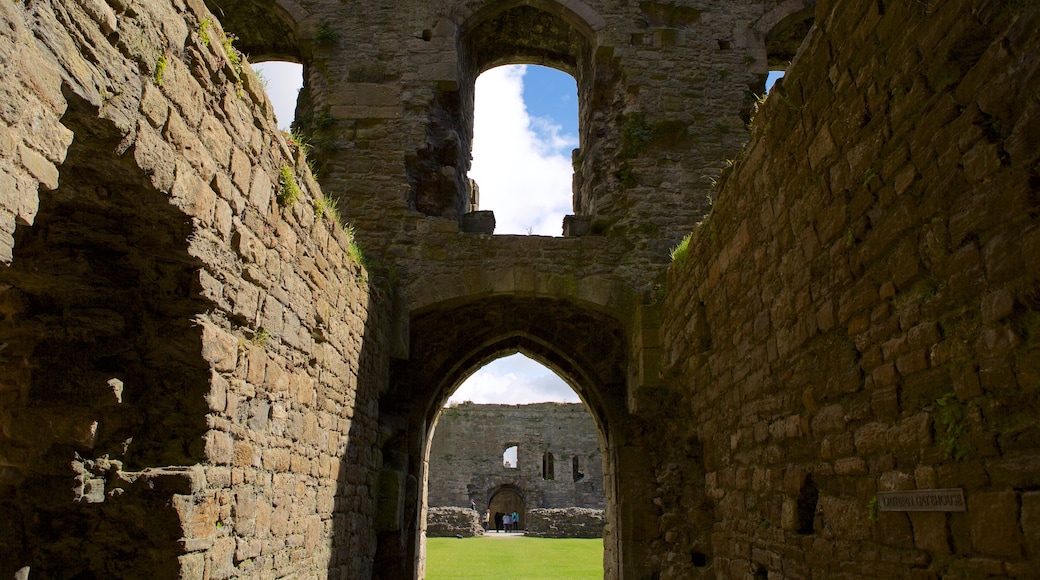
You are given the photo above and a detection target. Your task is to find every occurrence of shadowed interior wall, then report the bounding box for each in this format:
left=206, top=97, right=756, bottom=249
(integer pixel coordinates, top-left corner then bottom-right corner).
left=661, top=0, right=1040, bottom=577
left=0, top=0, right=388, bottom=577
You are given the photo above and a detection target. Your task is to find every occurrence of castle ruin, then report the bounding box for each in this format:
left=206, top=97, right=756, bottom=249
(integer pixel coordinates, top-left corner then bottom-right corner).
left=0, top=0, right=1037, bottom=578
left=426, top=402, right=607, bottom=525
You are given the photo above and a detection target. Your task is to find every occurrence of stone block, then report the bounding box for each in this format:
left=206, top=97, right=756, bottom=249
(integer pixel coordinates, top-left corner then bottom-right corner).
left=248, top=167, right=273, bottom=210
left=206, top=537, right=235, bottom=580
left=205, top=430, right=234, bottom=465
left=329, top=105, right=401, bottom=119
left=233, top=441, right=253, bottom=467
left=910, top=512, right=952, bottom=554
left=1023, top=491, right=1040, bottom=557
left=171, top=162, right=216, bottom=223
left=563, top=215, right=591, bottom=237
left=18, top=143, right=58, bottom=190
left=834, top=457, right=867, bottom=476
left=854, top=422, right=890, bottom=456
left=374, top=469, right=404, bottom=532
left=968, top=491, right=1022, bottom=558
left=896, top=349, right=929, bottom=375
left=819, top=496, right=871, bottom=540
left=201, top=322, right=239, bottom=372
left=207, top=371, right=229, bottom=413
left=460, top=210, right=495, bottom=234
left=263, top=447, right=291, bottom=472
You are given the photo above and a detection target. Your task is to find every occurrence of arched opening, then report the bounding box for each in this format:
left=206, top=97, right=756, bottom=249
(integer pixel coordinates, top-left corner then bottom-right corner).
left=425, top=352, right=607, bottom=539
left=251, top=61, right=304, bottom=131
left=750, top=2, right=815, bottom=96
left=488, top=486, right=526, bottom=531
left=377, top=295, right=633, bottom=580
left=410, top=2, right=599, bottom=234
left=470, top=65, right=578, bottom=236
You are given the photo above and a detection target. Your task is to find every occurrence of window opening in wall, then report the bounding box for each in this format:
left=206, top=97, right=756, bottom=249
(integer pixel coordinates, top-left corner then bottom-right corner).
left=796, top=475, right=819, bottom=534
left=572, top=455, right=585, bottom=482
left=759, top=7, right=812, bottom=97
left=541, top=451, right=554, bottom=480
left=470, top=65, right=578, bottom=236
left=504, top=445, right=519, bottom=469
left=251, top=61, right=304, bottom=131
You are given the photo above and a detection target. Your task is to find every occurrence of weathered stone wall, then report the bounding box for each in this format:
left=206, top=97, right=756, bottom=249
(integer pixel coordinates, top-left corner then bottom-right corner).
left=525, top=507, right=605, bottom=538
left=427, top=403, right=605, bottom=511
left=210, top=0, right=813, bottom=272
left=425, top=506, right=484, bottom=538
left=0, top=0, right=387, bottom=577
left=661, top=0, right=1040, bottom=577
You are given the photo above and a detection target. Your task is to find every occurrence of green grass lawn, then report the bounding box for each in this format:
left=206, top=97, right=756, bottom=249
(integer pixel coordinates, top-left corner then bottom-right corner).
left=425, top=536, right=603, bottom=579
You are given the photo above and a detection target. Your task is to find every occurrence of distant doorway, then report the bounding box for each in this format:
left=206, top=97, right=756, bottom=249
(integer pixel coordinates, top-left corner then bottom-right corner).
left=488, top=487, right=525, bottom=531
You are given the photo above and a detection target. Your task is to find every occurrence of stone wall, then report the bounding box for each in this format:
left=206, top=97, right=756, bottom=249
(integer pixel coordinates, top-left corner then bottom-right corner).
left=525, top=507, right=605, bottom=538
left=427, top=403, right=605, bottom=512
left=425, top=506, right=484, bottom=538
left=0, top=0, right=387, bottom=577
left=660, top=0, right=1040, bottom=577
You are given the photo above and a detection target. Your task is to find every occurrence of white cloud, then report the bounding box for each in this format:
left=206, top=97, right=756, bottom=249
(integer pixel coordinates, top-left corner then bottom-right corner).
left=448, top=353, right=579, bottom=405
left=470, top=66, right=576, bottom=236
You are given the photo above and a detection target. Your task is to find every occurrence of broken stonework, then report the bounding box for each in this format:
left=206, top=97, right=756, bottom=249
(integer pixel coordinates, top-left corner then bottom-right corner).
left=425, top=506, right=485, bottom=537
left=525, top=507, right=605, bottom=538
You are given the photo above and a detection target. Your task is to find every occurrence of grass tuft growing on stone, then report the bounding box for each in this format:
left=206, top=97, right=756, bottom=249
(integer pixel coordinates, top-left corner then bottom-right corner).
left=935, top=392, right=973, bottom=461
left=314, top=22, right=339, bottom=46
left=154, top=53, right=168, bottom=86
left=345, top=224, right=367, bottom=268
left=313, top=193, right=341, bottom=226
left=198, top=17, right=212, bottom=46
left=278, top=166, right=301, bottom=207
left=222, top=33, right=242, bottom=74
left=669, top=231, right=693, bottom=265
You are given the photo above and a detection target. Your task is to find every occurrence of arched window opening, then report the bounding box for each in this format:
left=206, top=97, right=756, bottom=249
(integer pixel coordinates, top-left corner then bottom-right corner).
left=470, top=65, right=578, bottom=236
left=250, top=61, right=304, bottom=131
left=753, top=6, right=813, bottom=96
left=542, top=451, right=555, bottom=480
left=503, top=445, right=519, bottom=469
left=572, top=455, right=585, bottom=482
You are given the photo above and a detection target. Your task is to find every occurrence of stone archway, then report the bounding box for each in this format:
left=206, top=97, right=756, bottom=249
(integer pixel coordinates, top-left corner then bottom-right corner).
left=487, top=485, right=526, bottom=531
left=375, top=294, right=637, bottom=579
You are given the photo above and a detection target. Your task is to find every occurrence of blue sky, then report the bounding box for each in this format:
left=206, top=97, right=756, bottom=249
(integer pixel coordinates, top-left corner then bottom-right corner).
left=253, top=63, right=783, bottom=406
